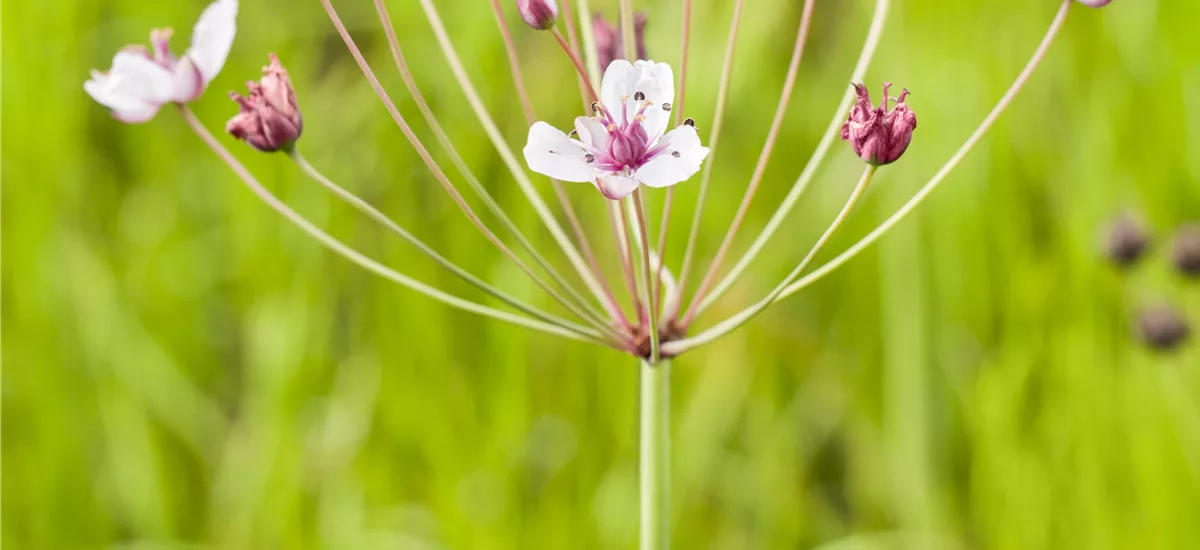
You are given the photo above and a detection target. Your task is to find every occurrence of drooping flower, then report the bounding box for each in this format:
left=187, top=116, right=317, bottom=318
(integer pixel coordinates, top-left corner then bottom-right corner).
left=593, top=13, right=648, bottom=74
left=226, top=54, right=303, bottom=152
left=1076, top=0, right=1113, bottom=7
left=840, top=82, right=917, bottom=166
left=84, top=0, right=238, bottom=123
left=523, top=60, right=709, bottom=200
left=517, top=0, right=558, bottom=31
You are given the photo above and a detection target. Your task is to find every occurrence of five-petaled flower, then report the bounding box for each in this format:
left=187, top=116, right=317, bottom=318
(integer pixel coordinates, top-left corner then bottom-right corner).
left=84, top=0, right=238, bottom=123
left=840, top=82, right=917, bottom=166
left=226, top=54, right=303, bottom=152
left=523, top=60, right=709, bottom=200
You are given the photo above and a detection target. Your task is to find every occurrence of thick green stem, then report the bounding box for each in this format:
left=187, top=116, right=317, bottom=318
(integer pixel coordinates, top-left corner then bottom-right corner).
left=640, top=359, right=670, bottom=550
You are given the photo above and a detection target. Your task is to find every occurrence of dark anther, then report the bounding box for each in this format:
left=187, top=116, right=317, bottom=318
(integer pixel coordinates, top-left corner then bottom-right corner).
left=585, top=153, right=595, bottom=163
left=671, top=151, right=681, bottom=158
left=590, top=101, right=599, bottom=113
left=634, top=91, right=646, bottom=101
left=662, top=103, right=672, bottom=112
left=683, top=118, right=695, bottom=127
left=568, top=129, right=579, bottom=139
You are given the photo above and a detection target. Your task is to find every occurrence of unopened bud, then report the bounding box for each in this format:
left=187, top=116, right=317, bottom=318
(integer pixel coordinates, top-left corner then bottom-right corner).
left=1102, top=213, right=1148, bottom=268
left=841, top=82, right=917, bottom=166
left=1076, top=0, right=1113, bottom=7
left=518, top=0, right=558, bottom=30
left=226, top=54, right=303, bottom=152
left=1171, top=224, right=1200, bottom=278
left=1136, top=304, right=1190, bottom=351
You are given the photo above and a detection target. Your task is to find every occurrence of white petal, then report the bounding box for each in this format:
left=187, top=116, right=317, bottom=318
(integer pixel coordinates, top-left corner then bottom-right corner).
left=600, top=60, right=638, bottom=116
left=594, top=173, right=639, bottom=200
left=632, top=60, right=674, bottom=110
left=635, top=125, right=709, bottom=188
left=523, top=122, right=596, bottom=183
left=639, top=104, right=670, bottom=143
left=574, top=116, right=609, bottom=150
left=169, top=56, right=205, bottom=102
left=84, top=50, right=174, bottom=123
left=600, top=59, right=675, bottom=124
left=186, top=0, right=238, bottom=83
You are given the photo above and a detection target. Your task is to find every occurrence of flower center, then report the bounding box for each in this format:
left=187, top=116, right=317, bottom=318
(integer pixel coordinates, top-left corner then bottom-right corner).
left=588, top=94, right=667, bottom=172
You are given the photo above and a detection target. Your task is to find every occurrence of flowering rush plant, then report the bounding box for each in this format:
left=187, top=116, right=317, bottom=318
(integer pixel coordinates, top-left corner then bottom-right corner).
left=85, top=0, right=1115, bottom=546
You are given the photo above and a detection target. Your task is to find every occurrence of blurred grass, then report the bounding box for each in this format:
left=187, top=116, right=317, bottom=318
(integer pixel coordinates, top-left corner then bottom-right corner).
left=3, top=0, right=1200, bottom=548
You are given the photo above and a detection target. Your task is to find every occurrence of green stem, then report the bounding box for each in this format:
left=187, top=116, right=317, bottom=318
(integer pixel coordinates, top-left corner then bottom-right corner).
left=640, top=358, right=671, bottom=550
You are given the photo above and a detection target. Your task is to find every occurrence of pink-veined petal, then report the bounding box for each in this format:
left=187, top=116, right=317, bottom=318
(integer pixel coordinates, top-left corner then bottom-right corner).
left=169, top=56, right=205, bottom=102
left=186, top=0, right=238, bottom=83
left=574, top=116, right=609, bottom=150
left=635, top=125, right=709, bottom=188
left=84, top=50, right=174, bottom=123
left=524, top=122, right=596, bottom=182
left=594, top=173, right=639, bottom=200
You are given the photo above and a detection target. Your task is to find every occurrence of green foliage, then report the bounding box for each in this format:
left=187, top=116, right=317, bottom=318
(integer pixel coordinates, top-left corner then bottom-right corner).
left=3, top=0, right=1198, bottom=548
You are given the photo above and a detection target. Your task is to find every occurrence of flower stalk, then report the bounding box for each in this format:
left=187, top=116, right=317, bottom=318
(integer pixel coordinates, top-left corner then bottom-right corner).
left=775, top=0, right=1072, bottom=303
left=178, top=106, right=610, bottom=346
left=673, top=0, right=745, bottom=322
left=693, top=0, right=891, bottom=316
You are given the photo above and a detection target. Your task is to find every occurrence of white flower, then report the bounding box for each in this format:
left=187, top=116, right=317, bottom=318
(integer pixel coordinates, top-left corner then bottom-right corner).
left=84, top=0, right=238, bottom=123
left=523, top=60, right=710, bottom=200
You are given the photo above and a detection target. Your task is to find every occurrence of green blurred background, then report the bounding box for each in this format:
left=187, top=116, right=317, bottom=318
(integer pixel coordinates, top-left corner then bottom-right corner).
left=4, top=0, right=1200, bottom=547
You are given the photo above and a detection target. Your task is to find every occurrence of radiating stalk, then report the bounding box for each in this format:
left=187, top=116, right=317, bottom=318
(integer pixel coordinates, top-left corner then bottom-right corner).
left=775, top=0, right=1073, bottom=302
left=178, top=107, right=608, bottom=346
left=695, top=0, right=890, bottom=315
left=320, top=0, right=618, bottom=337
left=640, top=358, right=671, bottom=550
left=370, top=0, right=625, bottom=339
left=631, top=190, right=660, bottom=361
left=619, top=0, right=637, bottom=65
left=617, top=200, right=647, bottom=326
left=662, top=166, right=878, bottom=356
left=574, top=0, right=603, bottom=86
left=673, top=0, right=745, bottom=318
left=290, top=150, right=607, bottom=341
left=416, top=0, right=614, bottom=314
left=483, top=0, right=627, bottom=329
left=652, top=0, right=694, bottom=315
left=680, top=0, right=816, bottom=326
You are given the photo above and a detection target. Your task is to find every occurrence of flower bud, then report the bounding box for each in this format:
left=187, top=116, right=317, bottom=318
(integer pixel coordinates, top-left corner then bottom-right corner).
left=1076, top=0, right=1113, bottom=7
left=841, top=82, right=917, bottom=166
left=226, top=54, right=303, bottom=153
left=1171, top=224, right=1200, bottom=278
left=1102, top=213, right=1148, bottom=268
left=1136, top=304, right=1190, bottom=351
left=518, top=0, right=558, bottom=30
